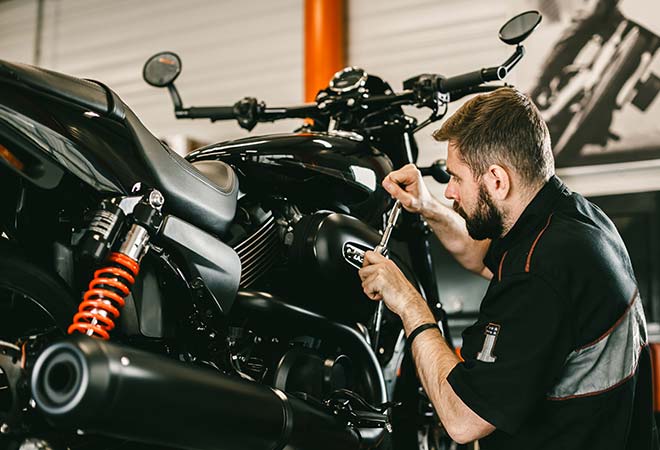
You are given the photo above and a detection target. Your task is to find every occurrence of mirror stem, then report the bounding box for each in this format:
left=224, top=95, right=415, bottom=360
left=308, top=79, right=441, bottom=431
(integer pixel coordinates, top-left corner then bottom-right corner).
left=167, top=84, right=184, bottom=111
left=502, top=45, right=525, bottom=74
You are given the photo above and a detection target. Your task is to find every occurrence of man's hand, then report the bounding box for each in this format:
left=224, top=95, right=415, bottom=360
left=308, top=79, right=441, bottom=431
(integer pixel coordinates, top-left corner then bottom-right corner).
left=383, top=164, right=434, bottom=215
left=358, top=251, right=495, bottom=443
left=358, top=250, right=421, bottom=317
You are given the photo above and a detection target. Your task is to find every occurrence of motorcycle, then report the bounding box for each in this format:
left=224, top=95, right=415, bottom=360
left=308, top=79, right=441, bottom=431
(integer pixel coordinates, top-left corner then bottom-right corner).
left=0, top=11, right=541, bottom=450
left=532, top=0, right=660, bottom=166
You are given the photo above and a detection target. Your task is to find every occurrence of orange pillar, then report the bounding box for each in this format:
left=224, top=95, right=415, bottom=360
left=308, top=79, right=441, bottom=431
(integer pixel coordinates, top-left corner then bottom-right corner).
left=304, top=0, right=346, bottom=102
left=651, top=343, right=660, bottom=412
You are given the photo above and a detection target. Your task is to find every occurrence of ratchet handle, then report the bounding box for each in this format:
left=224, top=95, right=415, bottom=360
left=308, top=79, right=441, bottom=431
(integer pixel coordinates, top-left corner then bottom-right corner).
left=373, top=244, right=387, bottom=256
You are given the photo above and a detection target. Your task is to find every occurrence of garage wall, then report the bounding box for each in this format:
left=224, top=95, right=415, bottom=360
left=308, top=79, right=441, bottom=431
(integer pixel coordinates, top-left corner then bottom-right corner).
left=0, top=0, right=38, bottom=63
left=0, top=0, right=305, bottom=145
left=348, top=0, right=660, bottom=199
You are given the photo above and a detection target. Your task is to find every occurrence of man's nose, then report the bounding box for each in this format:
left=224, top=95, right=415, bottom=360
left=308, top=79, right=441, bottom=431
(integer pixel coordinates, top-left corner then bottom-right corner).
left=445, top=178, right=458, bottom=201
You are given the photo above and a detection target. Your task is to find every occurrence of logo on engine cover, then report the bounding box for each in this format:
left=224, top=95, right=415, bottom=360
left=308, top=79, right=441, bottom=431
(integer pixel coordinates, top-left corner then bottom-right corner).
left=343, top=242, right=370, bottom=269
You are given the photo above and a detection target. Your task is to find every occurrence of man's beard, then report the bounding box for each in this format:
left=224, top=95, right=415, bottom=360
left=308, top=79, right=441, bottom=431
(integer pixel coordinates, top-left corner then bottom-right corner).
left=453, top=184, right=504, bottom=240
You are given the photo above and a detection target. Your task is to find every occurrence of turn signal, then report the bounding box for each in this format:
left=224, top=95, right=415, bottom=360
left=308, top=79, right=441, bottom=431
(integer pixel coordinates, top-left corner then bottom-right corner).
left=0, top=143, right=24, bottom=171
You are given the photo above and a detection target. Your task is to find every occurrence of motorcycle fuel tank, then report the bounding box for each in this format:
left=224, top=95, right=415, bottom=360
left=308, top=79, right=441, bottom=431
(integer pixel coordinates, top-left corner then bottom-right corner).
left=187, top=132, right=394, bottom=224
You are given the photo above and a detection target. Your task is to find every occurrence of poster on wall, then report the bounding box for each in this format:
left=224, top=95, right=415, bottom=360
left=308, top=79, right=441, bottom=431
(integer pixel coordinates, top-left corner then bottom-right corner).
left=517, top=0, right=660, bottom=168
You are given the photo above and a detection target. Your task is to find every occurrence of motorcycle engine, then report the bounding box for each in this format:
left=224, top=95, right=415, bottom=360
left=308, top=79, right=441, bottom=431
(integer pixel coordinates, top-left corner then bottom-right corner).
left=272, top=347, right=352, bottom=399
left=225, top=327, right=355, bottom=402
left=225, top=199, right=287, bottom=290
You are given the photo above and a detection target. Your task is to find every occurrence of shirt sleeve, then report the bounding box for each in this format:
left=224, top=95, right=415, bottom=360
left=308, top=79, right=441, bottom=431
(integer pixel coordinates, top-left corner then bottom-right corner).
left=447, top=273, right=572, bottom=435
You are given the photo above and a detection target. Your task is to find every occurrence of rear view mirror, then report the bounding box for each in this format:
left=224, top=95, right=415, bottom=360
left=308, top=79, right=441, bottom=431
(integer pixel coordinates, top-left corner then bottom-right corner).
left=499, top=11, right=542, bottom=45
left=143, top=51, right=182, bottom=88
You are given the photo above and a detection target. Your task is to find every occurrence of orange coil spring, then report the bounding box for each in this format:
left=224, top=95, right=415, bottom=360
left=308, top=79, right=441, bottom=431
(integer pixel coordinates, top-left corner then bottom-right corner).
left=68, top=252, right=140, bottom=340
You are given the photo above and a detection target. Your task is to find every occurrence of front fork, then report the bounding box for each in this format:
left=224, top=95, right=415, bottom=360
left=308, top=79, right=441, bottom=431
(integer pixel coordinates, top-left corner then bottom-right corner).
left=404, top=212, right=453, bottom=349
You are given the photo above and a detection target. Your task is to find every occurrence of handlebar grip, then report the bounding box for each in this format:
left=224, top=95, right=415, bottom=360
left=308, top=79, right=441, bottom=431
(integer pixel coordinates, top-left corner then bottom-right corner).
left=419, top=167, right=433, bottom=179
left=185, top=106, right=235, bottom=120
left=437, top=67, right=507, bottom=93
left=419, top=161, right=451, bottom=184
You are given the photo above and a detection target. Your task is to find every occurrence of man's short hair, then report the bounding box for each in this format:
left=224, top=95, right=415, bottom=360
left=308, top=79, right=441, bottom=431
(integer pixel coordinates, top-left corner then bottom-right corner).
left=433, top=87, right=554, bottom=188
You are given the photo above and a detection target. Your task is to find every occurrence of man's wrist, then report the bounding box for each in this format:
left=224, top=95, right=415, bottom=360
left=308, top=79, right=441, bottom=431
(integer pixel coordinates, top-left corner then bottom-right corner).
left=400, top=294, right=437, bottom=332
left=419, top=197, right=448, bottom=226
left=418, top=196, right=436, bottom=220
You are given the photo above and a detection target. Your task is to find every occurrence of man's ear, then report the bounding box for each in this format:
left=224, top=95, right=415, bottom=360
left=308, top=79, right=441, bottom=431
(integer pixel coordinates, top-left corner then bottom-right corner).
left=483, top=164, right=511, bottom=201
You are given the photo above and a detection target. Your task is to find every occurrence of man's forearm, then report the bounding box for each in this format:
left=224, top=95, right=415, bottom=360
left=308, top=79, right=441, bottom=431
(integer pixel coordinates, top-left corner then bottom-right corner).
left=399, top=296, right=460, bottom=404
left=400, top=298, right=459, bottom=384
left=421, top=196, right=492, bottom=278
left=401, top=295, right=495, bottom=443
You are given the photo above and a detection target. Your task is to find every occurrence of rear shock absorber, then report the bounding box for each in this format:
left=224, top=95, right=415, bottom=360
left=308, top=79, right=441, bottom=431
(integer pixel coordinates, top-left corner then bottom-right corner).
left=69, top=190, right=164, bottom=340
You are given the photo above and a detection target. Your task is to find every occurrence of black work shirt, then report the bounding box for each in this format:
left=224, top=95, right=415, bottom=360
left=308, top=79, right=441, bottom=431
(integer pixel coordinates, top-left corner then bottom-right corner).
left=446, top=176, right=659, bottom=449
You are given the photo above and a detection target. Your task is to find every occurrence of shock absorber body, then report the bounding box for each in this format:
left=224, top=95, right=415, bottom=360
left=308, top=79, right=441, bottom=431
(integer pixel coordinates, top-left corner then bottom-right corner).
left=69, top=191, right=164, bottom=340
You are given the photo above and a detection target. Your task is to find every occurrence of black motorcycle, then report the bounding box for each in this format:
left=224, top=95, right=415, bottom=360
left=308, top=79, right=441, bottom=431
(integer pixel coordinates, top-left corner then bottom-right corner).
left=0, top=11, right=540, bottom=450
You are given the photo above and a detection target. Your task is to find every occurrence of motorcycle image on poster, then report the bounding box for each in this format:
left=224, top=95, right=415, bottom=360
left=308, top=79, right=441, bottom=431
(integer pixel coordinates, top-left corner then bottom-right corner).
left=528, top=0, right=660, bottom=167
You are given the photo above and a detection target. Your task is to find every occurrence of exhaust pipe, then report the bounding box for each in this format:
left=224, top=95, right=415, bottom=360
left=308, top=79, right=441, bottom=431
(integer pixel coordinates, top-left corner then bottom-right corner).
left=31, top=336, right=360, bottom=450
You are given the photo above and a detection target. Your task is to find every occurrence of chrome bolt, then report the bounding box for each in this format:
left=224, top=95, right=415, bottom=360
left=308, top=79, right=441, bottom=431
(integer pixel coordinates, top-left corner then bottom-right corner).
left=120, top=356, right=130, bottom=366
left=18, top=438, right=56, bottom=450
left=149, top=190, right=165, bottom=208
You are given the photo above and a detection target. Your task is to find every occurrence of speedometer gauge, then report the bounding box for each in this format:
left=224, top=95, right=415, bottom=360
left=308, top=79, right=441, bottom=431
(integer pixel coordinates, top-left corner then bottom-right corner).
left=329, top=67, right=368, bottom=93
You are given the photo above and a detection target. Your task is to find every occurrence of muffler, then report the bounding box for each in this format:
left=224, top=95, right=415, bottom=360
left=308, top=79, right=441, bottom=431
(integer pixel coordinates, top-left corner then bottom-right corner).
left=30, top=336, right=360, bottom=450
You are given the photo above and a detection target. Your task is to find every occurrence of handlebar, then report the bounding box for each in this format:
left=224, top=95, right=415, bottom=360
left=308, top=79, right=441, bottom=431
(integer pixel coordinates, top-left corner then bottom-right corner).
left=175, top=100, right=319, bottom=130
left=419, top=159, right=451, bottom=184
left=178, top=106, right=235, bottom=120
left=168, top=44, right=525, bottom=129
left=436, top=66, right=507, bottom=93
left=260, top=104, right=319, bottom=121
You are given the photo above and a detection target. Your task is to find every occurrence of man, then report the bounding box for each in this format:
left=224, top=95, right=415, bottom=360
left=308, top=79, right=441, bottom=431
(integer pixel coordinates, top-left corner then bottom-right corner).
left=359, top=87, right=658, bottom=449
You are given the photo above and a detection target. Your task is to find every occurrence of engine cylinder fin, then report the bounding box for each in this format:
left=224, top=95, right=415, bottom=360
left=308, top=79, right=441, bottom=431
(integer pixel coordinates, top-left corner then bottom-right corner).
left=236, top=224, right=278, bottom=263
left=239, top=243, right=281, bottom=288
left=233, top=216, right=276, bottom=251
left=240, top=245, right=283, bottom=288
left=240, top=246, right=280, bottom=276
left=233, top=215, right=282, bottom=288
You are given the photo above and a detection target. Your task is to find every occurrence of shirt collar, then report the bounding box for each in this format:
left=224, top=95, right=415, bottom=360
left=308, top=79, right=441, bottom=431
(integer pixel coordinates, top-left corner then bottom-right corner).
left=485, top=175, right=567, bottom=269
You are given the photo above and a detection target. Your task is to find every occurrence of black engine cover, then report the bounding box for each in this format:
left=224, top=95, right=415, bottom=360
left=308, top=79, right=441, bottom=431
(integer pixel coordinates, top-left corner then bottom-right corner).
left=285, top=212, right=416, bottom=325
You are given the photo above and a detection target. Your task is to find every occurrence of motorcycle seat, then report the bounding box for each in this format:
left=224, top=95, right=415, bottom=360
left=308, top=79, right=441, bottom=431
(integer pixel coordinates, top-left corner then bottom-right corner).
left=123, top=107, right=239, bottom=237
left=0, top=59, right=238, bottom=237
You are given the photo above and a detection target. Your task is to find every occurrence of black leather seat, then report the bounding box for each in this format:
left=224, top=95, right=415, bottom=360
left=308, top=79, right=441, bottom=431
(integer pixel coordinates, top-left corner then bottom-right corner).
left=0, top=60, right=238, bottom=237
